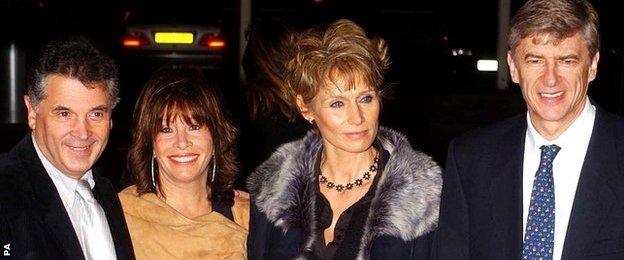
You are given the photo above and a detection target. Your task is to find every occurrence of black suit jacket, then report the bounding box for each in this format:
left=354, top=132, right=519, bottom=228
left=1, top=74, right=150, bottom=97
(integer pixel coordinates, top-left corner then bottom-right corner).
left=436, top=107, right=624, bottom=260
left=0, top=135, right=134, bottom=259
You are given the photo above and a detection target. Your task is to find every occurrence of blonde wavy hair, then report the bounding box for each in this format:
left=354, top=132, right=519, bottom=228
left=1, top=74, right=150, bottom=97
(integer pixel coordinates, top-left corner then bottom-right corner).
left=284, top=19, right=390, bottom=109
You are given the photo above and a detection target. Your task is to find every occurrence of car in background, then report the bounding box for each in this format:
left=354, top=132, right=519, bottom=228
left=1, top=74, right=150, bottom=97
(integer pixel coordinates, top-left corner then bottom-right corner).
left=120, top=1, right=229, bottom=70
left=122, top=24, right=225, bottom=67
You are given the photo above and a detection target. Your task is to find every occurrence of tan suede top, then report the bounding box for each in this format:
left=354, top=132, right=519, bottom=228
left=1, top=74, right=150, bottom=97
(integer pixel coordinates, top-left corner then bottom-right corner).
left=119, top=186, right=249, bottom=260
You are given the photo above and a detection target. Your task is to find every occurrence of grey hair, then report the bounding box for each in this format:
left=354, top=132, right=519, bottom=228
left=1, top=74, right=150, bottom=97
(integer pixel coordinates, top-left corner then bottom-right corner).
left=508, top=0, right=600, bottom=58
left=29, top=75, right=120, bottom=109
left=28, top=36, right=120, bottom=109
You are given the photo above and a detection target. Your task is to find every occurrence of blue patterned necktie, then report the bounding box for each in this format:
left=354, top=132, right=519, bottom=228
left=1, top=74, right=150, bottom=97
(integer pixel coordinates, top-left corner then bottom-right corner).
left=522, top=144, right=560, bottom=260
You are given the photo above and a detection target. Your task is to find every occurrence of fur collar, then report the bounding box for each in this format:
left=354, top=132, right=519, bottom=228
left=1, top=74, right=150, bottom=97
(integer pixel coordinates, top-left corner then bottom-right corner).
left=247, top=127, right=442, bottom=259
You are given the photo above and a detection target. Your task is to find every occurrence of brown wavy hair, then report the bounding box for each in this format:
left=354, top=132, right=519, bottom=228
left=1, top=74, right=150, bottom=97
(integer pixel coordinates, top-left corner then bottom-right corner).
left=243, top=17, right=299, bottom=121
left=127, top=66, right=239, bottom=204
left=284, top=19, right=389, bottom=106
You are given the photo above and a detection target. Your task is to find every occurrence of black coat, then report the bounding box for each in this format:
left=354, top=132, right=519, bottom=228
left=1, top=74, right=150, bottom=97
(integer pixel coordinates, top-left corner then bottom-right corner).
left=436, top=107, right=624, bottom=259
left=247, top=128, right=442, bottom=259
left=0, top=135, right=135, bottom=259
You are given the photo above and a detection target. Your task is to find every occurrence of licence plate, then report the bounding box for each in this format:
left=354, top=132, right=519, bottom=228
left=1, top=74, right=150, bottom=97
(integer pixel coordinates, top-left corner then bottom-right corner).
left=154, top=32, right=194, bottom=44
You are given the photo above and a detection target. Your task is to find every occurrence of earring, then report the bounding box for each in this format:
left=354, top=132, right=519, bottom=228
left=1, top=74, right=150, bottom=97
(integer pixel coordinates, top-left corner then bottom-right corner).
left=308, top=118, right=314, bottom=124
left=210, top=148, right=217, bottom=183
left=151, top=154, right=157, bottom=189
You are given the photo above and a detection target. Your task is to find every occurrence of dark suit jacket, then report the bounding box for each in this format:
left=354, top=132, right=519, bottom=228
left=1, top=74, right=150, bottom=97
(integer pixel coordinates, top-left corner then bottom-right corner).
left=436, top=107, right=624, bottom=260
left=0, top=135, right=134, bottom=259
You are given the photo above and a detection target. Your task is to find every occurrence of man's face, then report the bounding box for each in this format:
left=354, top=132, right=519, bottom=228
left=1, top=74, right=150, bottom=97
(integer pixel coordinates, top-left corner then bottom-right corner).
left=25, top=74, right=112, bottom=179
left=508, top=33, right=599, bottom=139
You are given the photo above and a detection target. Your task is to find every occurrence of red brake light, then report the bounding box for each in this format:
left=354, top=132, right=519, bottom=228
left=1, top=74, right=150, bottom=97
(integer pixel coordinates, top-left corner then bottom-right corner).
left=199, top=35, right=225, bottom=50
left=122, top=33, right=149, bottom=48
left=123, top=39, right=141, bottom=47
left=208, top=40, right=225, bottom=48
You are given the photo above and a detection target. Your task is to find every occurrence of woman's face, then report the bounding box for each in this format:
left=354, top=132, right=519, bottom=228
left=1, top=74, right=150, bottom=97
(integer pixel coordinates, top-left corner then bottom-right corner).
left=298, top=75, right=380, bottom=155
left=153, top=114, right=213, bottom=186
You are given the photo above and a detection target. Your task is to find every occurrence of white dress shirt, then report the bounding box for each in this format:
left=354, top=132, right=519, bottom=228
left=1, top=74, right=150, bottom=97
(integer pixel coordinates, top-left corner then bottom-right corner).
left=522, top=98, right=595, bottom=260
left=32, top=135, right=117, bottom=260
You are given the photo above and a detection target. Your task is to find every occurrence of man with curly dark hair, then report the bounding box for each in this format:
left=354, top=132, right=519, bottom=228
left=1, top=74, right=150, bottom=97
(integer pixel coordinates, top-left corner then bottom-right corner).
left=0, top=37, right=134, bottom=259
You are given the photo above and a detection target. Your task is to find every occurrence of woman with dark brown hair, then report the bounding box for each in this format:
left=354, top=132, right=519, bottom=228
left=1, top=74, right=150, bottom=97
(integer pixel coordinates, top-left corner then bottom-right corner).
left=119, top=67, right=248, bottom=259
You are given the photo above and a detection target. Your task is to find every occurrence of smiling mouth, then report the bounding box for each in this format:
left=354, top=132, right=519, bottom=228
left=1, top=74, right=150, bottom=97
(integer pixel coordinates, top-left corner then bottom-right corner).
left=67, top=144, right=93, bottom=154
left=68, top=146, right=89, bottom=151
left=539, top=91, right=564, bottom=98
left=169, top=154, right=199, bottom=163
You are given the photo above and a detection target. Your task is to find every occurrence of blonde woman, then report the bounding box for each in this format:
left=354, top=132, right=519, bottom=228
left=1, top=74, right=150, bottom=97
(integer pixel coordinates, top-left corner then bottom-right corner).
left=247, top=20, right=441, bottom=259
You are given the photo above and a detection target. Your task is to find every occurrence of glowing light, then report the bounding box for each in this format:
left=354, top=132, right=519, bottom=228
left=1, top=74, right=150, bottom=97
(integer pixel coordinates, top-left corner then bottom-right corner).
left=477, top=60, right=498, bottom=71
left=154, top=32, right=194, bottom=44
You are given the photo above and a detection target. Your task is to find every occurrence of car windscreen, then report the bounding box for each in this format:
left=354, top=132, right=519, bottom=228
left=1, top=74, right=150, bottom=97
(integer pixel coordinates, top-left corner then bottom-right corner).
left=125, top=0, right=223, bottom=25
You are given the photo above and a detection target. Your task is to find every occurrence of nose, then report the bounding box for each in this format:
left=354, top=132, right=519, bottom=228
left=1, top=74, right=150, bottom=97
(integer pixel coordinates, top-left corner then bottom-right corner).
left=347, top=103, right=364, bottom=125
left=71, top=118, right=91, bottom=140
left=543, top=61, right=559, bottom=87
left=174, top=130, right=192, bottom=149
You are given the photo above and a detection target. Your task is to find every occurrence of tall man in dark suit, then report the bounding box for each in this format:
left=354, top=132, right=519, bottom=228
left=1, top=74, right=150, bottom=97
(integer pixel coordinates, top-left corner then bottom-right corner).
left=0, top=37, right=134, bottom=259
left=436, top=0, right=624, bottom=259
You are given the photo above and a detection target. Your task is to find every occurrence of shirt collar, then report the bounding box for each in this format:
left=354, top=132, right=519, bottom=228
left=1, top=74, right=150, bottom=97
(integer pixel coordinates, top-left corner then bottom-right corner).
left=526, top=97, right=596, bottom=153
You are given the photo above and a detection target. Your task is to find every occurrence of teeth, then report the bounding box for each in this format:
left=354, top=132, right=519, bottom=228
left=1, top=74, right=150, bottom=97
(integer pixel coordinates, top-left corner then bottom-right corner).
left=540, top=92, right=563, bottom=98
left=69, top=146, right=88, bottom=151
left=170, top=155, right=198, bottom=163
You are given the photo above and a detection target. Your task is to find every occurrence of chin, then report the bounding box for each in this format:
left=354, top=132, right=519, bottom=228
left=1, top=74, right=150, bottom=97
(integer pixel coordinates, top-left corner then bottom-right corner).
left=343, top=143, right=374, bottom=153
left=173, top=170, right=205, bottom=181
left=66, top=167, right=90, bottom=176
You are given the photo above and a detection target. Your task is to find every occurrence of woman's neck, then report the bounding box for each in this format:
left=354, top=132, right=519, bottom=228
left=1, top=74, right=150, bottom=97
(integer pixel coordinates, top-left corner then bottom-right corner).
left=320, top=145, right=377, bottom=184
left=158, top=176, right=212, bottom=219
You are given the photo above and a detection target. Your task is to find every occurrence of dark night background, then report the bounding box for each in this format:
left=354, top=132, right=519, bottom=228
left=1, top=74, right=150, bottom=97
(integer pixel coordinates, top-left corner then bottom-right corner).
left=1, top=0, right=623, bottom=189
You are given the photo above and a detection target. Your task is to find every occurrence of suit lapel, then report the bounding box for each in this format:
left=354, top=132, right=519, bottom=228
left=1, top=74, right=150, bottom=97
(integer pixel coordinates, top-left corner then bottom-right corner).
left=488, top=117, right=526, bottom=259
left=16, top=136, right=85, bottom=260
left=92, top=171, right=134, bottom=259
left=561, top=109, right=619, bottom=259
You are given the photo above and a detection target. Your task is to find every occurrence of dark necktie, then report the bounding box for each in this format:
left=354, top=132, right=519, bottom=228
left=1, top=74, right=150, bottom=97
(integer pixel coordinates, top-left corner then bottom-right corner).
left=522, top=144, right=560, bottom=260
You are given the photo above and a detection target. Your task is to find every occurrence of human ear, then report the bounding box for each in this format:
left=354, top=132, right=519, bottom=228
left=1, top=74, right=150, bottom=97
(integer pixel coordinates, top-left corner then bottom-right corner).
left=24, top=95, right=37, bottom=130
left=588, top=51, right=599, bottom=82
left=507, top=51, right=520, bottom=84
left=296, top=94, right=314, bottom=123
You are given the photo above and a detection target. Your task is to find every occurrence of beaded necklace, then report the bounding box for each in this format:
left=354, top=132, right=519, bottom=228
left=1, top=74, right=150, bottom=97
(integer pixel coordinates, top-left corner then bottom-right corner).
left=319, top=155, right=379, bottom=192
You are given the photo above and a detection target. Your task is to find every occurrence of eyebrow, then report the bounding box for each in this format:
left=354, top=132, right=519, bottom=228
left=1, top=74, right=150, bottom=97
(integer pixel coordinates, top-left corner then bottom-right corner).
left=52, top=106, right=70, bottom=111
left=51, top=105, right=109, bottom=112
left=524, top=53, right=544, bottom=60
left=556, top=54, right=579, bottom=60
left=524, top=53, right=580, bottom=60
left=327, top=89, right=376, bottom=97
left=92, top=105, right=109, bottom=111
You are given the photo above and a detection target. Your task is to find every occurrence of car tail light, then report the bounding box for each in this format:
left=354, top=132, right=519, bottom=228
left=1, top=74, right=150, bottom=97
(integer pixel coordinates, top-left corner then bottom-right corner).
left=122, top=33, right=149, bottom=48
left=199, top=35, right=225, bottom=50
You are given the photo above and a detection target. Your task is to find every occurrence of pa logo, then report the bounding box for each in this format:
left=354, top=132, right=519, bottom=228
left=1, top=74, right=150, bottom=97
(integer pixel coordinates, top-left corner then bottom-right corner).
left=2, top=243, right=9, bottom=256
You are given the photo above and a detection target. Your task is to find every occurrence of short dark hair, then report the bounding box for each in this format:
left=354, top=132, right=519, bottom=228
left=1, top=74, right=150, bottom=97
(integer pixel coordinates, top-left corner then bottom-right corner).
left=29, top=36, right=120, bottom=108
left=128, top=66, right=239, bottom=204
left=508, top=0, right=600, bottom=57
